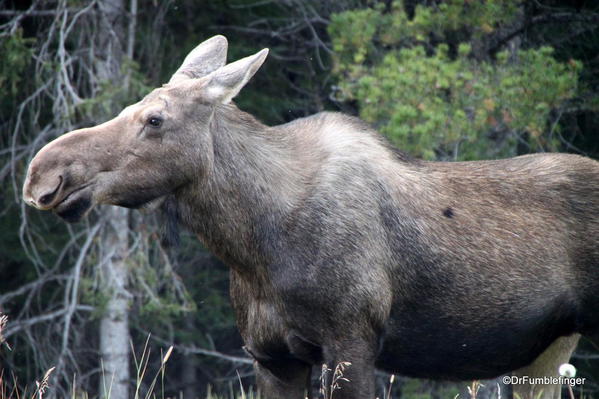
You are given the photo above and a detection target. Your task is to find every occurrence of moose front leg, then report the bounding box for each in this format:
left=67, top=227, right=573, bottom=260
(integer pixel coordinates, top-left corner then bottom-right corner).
left=254, top=357, right=313, bottom=399
left=320, top=339, right=377, bottom=399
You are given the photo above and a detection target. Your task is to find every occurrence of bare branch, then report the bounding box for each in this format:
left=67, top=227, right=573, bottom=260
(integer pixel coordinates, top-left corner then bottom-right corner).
left=0, top=8, right=87, bottom=17
left=4, top=305, right=94, bottom=339
left=147, top=334, right=253, bottom=365
left=489, top=12, right=599, bottom=55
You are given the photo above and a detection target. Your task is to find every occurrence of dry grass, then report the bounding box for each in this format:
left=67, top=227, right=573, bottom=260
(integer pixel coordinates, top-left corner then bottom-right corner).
left=1, top=313, right=177, bottom=399
left=0, top=313, right=9, bottom=351
left=1, top=312, right=57, bottom=399
left=3, top=313, right=577, bottom=399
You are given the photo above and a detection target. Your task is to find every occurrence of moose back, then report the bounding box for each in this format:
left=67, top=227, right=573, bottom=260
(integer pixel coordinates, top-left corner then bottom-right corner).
left=23, top=36, right=599, bottom=399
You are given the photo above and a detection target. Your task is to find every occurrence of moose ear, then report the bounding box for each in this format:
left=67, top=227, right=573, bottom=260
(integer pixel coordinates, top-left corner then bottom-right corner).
left=169, top=35, right=228, bottom=83
left=202, top=48, right=269, bottom=104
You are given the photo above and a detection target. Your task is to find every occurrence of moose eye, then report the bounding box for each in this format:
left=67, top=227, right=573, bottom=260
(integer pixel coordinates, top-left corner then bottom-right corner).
left=147, top=116, right=163, bottom=128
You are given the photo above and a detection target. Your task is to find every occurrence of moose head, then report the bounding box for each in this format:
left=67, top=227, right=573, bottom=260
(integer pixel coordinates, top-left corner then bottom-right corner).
left=23, top=36, right=268, bottom=223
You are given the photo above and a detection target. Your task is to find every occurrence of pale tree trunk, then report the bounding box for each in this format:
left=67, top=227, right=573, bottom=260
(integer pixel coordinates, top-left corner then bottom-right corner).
left=182, top=316, right=198, bottom=399
left=94, top=0, right=134, bottom=398
left=99, top=209, right=131, bottom=399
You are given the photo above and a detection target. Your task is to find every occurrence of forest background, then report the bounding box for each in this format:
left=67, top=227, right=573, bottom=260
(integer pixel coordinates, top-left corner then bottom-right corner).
left=1, top=0, right=599, bottom=398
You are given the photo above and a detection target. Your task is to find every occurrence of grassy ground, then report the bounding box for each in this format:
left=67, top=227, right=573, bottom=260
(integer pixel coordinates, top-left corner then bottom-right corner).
left=1, top=313, right=585, bottom=399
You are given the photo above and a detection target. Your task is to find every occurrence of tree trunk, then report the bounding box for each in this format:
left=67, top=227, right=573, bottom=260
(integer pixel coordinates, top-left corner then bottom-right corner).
left=182, top=316, right=198, bottom=399
left=95, top=1, right=132, bottom=398
left=99, top=208, right=131, bottom=399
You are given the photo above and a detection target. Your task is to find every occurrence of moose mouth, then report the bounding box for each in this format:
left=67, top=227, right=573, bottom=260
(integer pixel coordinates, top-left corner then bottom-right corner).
left=54, top=185, right=93, bottom=223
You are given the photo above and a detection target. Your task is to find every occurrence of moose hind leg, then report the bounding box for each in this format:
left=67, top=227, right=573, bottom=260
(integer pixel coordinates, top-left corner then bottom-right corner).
left=254, top=357, right=312, bottom=399
left=511, top=334, right=580, bottom=399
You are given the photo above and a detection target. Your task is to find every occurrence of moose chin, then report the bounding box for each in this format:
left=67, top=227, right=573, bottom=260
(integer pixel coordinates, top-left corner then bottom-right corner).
left=23, top=35, right=599, bottom=399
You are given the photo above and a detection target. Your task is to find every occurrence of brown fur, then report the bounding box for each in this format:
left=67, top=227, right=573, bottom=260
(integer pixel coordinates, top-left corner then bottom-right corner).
left=23, top=37, right=599, bottom=399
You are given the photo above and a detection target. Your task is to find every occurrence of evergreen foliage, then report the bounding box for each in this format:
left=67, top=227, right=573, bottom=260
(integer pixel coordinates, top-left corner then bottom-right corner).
left=329, top=1, right=588, bottom=160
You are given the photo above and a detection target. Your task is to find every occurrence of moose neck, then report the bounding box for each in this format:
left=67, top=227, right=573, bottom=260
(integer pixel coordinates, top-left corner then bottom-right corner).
left=177, top=105, right=304, bottom=273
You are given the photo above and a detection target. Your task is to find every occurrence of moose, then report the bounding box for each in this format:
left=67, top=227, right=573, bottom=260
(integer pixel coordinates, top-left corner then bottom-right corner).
left=23, top=36, right=599, bottom=399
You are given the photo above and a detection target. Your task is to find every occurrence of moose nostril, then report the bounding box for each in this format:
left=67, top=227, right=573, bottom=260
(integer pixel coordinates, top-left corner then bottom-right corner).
left=39, top=192, right=55, bottom=206
left=38, top=176, right=63, bottom=206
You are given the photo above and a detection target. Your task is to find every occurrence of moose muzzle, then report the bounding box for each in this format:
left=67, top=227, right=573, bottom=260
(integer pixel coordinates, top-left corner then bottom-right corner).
left=23, top=127, right=104, bottom=222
